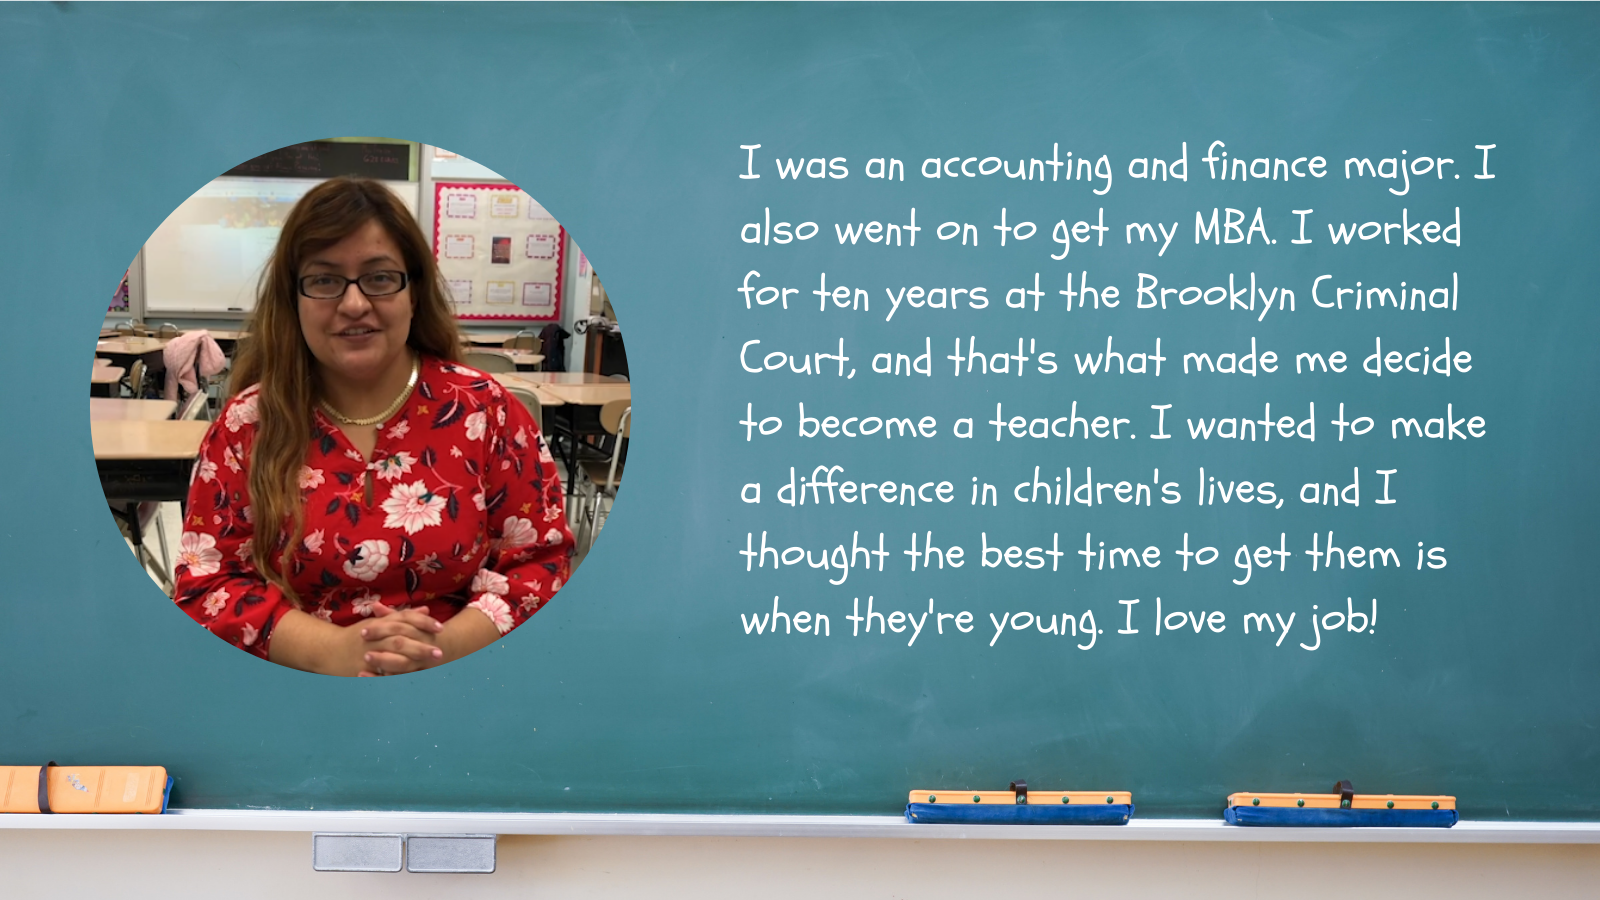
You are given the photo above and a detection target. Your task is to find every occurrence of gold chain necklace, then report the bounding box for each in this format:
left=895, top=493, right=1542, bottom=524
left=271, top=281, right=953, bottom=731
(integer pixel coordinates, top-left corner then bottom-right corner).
left=319, top=356, right=421, bottom=427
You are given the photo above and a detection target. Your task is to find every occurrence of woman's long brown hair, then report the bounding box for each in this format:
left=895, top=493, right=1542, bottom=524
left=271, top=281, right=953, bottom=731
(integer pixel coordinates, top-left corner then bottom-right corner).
left=230, top=177, right=462, bottom=603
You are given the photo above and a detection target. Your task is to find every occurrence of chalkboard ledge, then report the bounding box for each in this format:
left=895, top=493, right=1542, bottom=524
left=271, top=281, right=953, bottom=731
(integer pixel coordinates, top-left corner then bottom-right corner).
left=1, top=811, right=1598, bottom=843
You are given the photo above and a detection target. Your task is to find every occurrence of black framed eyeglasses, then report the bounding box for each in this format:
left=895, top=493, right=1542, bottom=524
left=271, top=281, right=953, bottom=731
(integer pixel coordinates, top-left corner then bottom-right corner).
left=298, top=270, right=410, bottom=300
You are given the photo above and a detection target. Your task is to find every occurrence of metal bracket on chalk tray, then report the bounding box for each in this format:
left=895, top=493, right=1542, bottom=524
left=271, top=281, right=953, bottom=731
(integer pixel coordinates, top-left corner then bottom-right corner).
left=1335, top=780, right=1355, bottom=809
left=312, top=833, right=496, bottom=873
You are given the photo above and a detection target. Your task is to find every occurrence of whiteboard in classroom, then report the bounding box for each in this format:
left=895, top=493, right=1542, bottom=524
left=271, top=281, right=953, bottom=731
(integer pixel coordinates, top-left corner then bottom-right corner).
left=142, top=177, right=418, bottom=315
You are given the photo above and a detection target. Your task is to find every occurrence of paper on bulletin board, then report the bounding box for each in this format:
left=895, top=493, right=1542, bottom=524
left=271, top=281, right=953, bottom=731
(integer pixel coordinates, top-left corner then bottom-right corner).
left=433, top=181, right=564, bottom=321
left=110, top=268, right=129, bottom=312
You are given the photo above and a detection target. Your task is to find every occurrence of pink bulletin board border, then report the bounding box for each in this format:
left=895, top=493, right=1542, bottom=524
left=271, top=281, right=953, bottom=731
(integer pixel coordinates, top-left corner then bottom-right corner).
left=433, top=181, right=565, bottom=323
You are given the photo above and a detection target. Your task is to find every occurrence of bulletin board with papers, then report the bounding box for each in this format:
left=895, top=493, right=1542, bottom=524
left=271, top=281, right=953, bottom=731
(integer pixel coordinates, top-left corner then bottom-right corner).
left=432, top=181, right=565, bottom=322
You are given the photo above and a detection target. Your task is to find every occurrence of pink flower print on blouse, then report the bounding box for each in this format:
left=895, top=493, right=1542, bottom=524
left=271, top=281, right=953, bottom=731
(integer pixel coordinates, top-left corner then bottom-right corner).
left=177, top=532, right=223, bottom=576
left=373, top=451, right=416, bottom=482
left=498, top=516, right=538, bottom=549
left=193, top=457, right=218, bottom=484
left=468, top=595, right=514, bottom=634
left=224, top=394, right=258, bottom=432
left=351, top=590, right=382, bottom=617
left=381, top=481, right=447, bottom=534
left=470, top=568, right=511, bottom=596
left=202, top=588, right=230, bottom=617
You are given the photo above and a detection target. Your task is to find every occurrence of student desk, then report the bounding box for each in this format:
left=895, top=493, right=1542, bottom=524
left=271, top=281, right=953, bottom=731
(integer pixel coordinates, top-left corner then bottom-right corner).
left=537, top=382, right=631, bottom=407
left=90, top=365, right=125, bottom=397
left=89, top=399, right=178, bottom=421
left=96, top=337, right=172, bottom=358
left=494, top=376, right=629, bottom=496
left=543, top=384, right=630, bottom=496
left=461, top=331, right=521, bottom=346
left=468, top=347, right=545, bottom=369
left=195, top=329, right=249, bottom=355
left=92, top=420, right=210, bottom=503
left=509, top=372, right=616, bottom=385
left=96, top=338, right=172, bottom=383
left=491, top=373, right=565, bottom=408
left=493, top=374, right=576, bottom=490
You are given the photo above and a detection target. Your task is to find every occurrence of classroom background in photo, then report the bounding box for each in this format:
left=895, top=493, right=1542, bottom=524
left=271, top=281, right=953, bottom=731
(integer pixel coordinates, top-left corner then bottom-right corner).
left=94, top=137, right=630, bottom=594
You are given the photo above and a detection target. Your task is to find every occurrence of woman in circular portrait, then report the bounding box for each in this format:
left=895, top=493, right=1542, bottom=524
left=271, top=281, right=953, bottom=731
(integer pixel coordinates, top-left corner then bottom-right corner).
left=172, top=177, right=574, bottom=676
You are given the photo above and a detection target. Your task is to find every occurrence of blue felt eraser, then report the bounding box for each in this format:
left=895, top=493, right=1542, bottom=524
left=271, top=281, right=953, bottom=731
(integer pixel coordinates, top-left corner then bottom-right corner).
left=906, top=803, right=1133, bottom=825
left=1224, top=806, right=1457, bottom=827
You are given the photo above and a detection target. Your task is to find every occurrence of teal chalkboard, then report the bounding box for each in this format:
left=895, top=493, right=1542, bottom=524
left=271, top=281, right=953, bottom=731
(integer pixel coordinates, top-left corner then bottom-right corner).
left=8, top=3, right=1599, bottom=819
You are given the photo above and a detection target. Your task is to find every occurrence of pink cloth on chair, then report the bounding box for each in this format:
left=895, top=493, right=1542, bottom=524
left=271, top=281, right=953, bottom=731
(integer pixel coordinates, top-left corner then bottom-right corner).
left=162, top=330, right=227, bottom=401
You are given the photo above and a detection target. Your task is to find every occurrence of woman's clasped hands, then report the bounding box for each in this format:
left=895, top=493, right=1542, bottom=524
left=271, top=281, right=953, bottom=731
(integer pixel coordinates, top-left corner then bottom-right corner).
left=354, top=602, right=446, bottom=676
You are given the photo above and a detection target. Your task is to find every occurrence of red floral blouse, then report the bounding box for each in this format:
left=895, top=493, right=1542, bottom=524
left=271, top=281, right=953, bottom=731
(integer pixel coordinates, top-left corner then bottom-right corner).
left=172, top=355, right=574, bottom=658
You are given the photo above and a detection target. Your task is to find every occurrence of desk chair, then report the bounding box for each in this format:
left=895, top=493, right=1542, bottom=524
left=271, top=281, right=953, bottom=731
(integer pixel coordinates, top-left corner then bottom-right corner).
left=156, top=323, right=180, bottom=338
left=126, top=360, right=146, bottom=399
left=505, top=333, right=543, bottom=372
left=185, top=355, right=220, bottom=421
left=504, top=385, right=543, bottom=433
left=113, top=390, right=209, bottom=594
left=577, top=400, right=629, bottom=553
left=504, top=331, right=542, bottom=354
left=463, top=350, right=516, bottom=373
left=111, top=500, right=174, bottom=595
left=177, top=389, right=209, bottom=421
left=502, top=384, right=560, bottom=496
left=207, top=369, right=232, bottom=419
